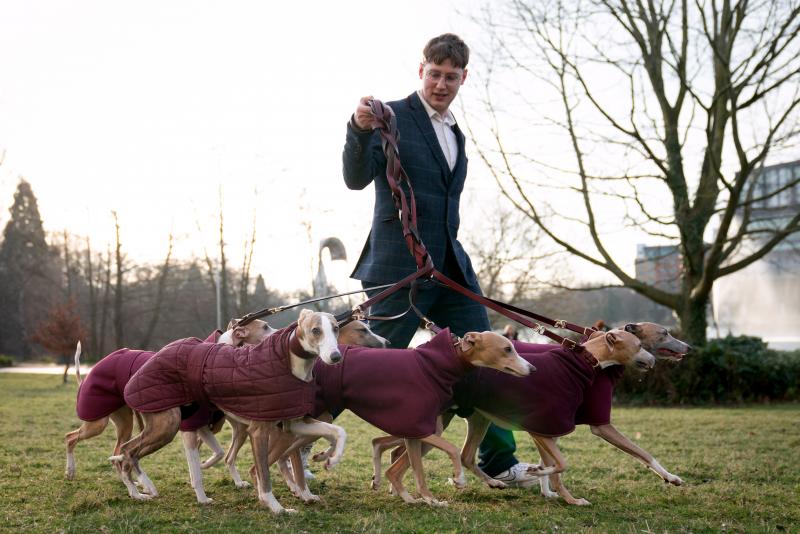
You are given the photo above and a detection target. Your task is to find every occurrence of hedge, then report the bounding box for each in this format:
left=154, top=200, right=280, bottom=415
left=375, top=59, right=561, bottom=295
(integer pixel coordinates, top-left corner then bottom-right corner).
left=615, top=336, right=800, bottom=404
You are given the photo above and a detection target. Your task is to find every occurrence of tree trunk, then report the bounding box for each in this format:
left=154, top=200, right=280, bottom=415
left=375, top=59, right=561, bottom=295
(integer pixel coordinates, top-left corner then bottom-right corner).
left=679, top=295, right=709, bottom=347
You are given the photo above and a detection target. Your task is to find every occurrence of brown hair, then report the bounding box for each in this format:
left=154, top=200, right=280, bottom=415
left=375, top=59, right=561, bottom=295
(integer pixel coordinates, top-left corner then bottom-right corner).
left=423, top=33, right=470, bottom=69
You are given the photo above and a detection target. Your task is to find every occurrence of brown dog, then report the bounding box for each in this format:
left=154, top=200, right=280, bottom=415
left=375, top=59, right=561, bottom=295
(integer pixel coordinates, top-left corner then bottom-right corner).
left=111, top=309, right=342, bottom=513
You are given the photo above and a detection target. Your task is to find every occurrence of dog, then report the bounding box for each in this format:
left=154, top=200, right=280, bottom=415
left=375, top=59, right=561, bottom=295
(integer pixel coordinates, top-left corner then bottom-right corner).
left=194, top=319, right=388, bottom=503
left=64, top=319, right=272, bottom=486
left=280, top=327, right=534, bottom=507
left=453, top=328, right=656, bottom=505
left=115, top=309, right=343, bottom=514
left=374, top=322, right=691, bottom=498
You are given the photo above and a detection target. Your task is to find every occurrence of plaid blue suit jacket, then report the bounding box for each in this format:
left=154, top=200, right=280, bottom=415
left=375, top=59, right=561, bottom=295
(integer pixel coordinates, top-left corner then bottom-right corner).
left=342, top=92, right=479, bottom=286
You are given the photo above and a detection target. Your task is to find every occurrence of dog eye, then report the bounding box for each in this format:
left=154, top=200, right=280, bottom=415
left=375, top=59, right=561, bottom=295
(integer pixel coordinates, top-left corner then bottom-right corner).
left=333, top=326, right=340, bottom=333
left=312, top=327, right=322, bottom=336
left=504, top=346, right=512, bottom=353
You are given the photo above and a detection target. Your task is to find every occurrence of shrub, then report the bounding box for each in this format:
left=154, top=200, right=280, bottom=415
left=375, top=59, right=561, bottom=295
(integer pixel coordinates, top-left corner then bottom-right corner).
left=0, top=355, right=14, bottom=367
left=615, top=336, right=800, bottom=404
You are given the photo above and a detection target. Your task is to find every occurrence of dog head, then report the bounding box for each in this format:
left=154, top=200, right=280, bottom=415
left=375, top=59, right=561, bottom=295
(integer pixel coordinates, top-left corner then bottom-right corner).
left=296, top=309, right=341, bottom=364
left=338, top=320, right=388, bottom=348
left=592, top=329, right=656, bottom=371
left=459, top=331, right=535, bottom=377
left=623, top=322, right=692, bottom=361
left=219, top=318, right=276, bottom=347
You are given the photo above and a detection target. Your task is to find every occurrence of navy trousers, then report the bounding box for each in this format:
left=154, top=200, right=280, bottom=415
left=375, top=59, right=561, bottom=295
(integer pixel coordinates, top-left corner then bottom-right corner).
left=361, top=276, right=518, bottom=477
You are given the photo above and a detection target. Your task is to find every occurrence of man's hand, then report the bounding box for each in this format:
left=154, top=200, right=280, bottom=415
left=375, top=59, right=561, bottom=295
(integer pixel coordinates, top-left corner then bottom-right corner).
left=353, top=95, right=376, bottom=130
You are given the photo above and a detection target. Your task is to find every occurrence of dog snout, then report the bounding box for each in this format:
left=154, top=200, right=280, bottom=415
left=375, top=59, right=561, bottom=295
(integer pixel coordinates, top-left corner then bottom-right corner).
left=329, top=350, right=342, bottom=363
left=528, top=362, right=536, bottom=373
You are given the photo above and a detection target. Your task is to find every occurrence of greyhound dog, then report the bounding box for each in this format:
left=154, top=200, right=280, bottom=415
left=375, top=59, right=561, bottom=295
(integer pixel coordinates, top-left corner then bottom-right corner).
left=275, top=328, right=534, bottom=507
left=192, top=320, right=388, bottom=504
left=456, top=329, right=656, bottom=505
left=373, top=322, right=690, bottom=496
left=114, top=309, right=343, bottom=514
left=64, top=319, right=272, bottom=484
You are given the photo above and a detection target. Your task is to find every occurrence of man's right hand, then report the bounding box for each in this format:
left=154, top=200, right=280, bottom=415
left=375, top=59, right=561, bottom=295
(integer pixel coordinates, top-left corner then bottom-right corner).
left=353, top=95, right=375, bottom=130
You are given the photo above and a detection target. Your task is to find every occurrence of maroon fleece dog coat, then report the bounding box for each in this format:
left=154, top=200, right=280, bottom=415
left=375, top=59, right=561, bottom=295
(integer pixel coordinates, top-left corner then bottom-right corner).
left=75, top=331, right=222, bottom=423
left=125, top=324, right=315, bottom=422
left=313, top=328, right=470, bottom=439
left=76, top=349, right=153, bottom=421
left=453, top=342, right=597, bottom=437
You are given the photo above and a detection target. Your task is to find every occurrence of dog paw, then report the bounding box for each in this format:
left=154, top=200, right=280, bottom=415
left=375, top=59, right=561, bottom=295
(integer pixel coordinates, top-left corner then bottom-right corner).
left=197, top=497, right=214, bottom=505
left=665, top=473, right=683, bottom=486
left=65, top=470, right=75, bottom=481
left=447, top=476, right=467, bottom=490
left=300, top=493, right=321, bottom=504
left=234, top=480, right=251, bottom=489
left=486, top=479, right=507, bottom=489
left=312, top=449, right=333, bottom=462
left=422, top=497, right=448, bottom=507
left=542, top=490, right=559, bottom=499
left=571, top=498, right=591, bottom=506
left=130, top=492, right=153, bottom=501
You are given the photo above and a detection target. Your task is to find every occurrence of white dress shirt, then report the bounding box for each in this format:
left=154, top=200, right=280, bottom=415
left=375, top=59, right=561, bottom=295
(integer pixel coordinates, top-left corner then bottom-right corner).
left=417, top=90, right=458, bottom=171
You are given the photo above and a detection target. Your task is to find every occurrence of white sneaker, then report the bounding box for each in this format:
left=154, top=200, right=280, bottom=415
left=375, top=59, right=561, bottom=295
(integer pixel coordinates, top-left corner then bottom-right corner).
left=492, top=462, right=540, bottom=488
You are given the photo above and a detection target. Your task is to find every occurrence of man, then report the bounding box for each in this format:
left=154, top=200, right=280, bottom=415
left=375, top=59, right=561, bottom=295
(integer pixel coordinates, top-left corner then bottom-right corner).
left=341, top=33, right=537, bottom=487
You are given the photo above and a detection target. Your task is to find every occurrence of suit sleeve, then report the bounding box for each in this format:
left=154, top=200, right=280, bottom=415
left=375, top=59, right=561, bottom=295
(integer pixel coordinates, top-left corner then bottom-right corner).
left=342, top=118, right=387, bottom=190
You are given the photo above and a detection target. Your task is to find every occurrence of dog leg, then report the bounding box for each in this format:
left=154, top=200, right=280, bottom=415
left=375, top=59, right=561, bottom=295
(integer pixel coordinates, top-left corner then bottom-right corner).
left=109, top=408, right=135, bottom=482
left=223, top=418, right=250, bottom=488
left=404, top=438, right=446, bottom=507
left=288, top=448, right=319, bottom=504
left=419, top=434, right=466, bottom=490
left=181, top=431, right=212, bottom=504
left=533, top=435, right=589, bottom=506
left=112, top=408, right=180, bottom=501
left=371, top=435, right=403, bottom=490
left=248, top=420, right=294, bottom=514
left=284, top=417, right=346, bottom=470
left=196, top=426, right=225, bottom=469
left=65, top=417, right=109, bottom=480
left=461, top=413, right=508, bottom=488
left=590, top=424, right=683, bottom=485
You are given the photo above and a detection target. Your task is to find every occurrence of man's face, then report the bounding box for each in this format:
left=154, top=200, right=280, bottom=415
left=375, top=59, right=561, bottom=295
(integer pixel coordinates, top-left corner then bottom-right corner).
left=419, top=59, right=467, bottom=114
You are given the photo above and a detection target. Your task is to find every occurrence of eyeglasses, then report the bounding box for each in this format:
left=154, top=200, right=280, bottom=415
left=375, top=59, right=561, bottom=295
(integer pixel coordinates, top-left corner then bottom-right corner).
left=424, top=69, right=463, bottom=86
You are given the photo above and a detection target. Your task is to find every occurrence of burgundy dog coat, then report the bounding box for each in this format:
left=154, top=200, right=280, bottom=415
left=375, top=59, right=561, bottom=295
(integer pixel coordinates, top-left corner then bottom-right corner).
left=75, top=330, right=223, bottom=423
left=125, top=324, right=315, bottom=422
left=313, top=328, right=470, bottom=439
left=453, top=342, right=596, bottom=437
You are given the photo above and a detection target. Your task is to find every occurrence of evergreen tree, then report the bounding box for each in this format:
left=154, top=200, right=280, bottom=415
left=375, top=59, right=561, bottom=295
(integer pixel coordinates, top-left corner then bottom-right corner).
left=0, top=179, right=56, bottom=356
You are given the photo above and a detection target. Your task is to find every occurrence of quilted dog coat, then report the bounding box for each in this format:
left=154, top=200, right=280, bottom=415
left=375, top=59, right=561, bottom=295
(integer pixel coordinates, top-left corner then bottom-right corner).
left=453, top=342, right=596, bottom=437
left=76, top=331, right=223, bottom=423
left=313, top=328, right=470, bottom=439
left=125, top=324, right=315, bottom=422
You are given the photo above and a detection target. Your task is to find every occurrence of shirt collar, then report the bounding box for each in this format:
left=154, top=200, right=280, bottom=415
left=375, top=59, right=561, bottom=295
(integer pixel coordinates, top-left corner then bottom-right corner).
left=417, top=90, right=456, bottom=127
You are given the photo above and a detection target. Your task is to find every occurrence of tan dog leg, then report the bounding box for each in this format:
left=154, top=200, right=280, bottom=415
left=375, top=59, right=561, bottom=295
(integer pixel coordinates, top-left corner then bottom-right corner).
left=248, top=420, right=293, bottom=514
left=112, top=408, right=181, bottom=501
left=403, top=438, right=447, bottom=507
left=65, top=417, right=109, bottom=480
left=460, top=413, right=510, bottom=488
left=532, top=435, right=589, bottom=505
left=371, top=435, right=403, bottom=490
left=197, top=426, right=225, bottom=468
left=181, top=431, right=212, bottom=504
left=223, top=418, right=250, bottom=488
left=590, top=424, right=683, bottom=485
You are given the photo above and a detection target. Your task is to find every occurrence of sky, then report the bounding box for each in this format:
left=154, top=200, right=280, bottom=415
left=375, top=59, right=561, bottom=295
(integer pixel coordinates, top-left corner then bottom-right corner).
left=0, top=0, right=494, bottom=294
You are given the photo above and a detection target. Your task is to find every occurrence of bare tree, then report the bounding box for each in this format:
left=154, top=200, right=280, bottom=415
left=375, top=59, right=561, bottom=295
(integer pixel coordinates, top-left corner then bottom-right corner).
left=237, top=205, right=257, bottom=316
left=138, top=233, right=174, bottom=348
left=469, top=0, right=800, bottom=343
left=112, top=211, right=125, bottom=348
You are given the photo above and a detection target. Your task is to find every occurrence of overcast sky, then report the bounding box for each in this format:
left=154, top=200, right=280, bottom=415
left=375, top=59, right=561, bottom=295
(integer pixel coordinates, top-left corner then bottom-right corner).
left=0, top=0, right=497, bottom=293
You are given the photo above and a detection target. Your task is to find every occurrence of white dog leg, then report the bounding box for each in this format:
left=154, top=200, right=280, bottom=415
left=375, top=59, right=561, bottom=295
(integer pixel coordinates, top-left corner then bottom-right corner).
left=181, top=431, right=212, bottom=504
left=286, top=419, right=346, bottom=469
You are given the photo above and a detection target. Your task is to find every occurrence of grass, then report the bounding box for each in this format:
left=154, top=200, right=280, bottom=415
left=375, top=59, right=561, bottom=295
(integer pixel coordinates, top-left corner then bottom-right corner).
left=1, top=374, right=798, bottom=533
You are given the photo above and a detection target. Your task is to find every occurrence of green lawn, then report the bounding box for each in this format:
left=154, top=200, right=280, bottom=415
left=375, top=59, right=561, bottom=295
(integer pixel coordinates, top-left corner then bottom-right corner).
left=1, top=374, right=798, bottom=533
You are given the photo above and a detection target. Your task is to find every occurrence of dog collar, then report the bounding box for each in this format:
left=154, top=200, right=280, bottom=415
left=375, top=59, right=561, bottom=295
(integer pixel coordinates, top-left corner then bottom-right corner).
left=289, top=333, right=318, bottom=360
left=573, top=345, right=599, bottom=368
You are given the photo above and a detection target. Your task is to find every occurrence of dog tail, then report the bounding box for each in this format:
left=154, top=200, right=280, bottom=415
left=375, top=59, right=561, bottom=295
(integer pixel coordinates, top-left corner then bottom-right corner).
left=74, top=341, right=83, bottom=385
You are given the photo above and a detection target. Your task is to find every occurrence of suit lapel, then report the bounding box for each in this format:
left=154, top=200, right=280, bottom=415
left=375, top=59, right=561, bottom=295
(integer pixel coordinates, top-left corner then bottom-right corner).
left=408, top=93, right=451, bottom=183
left=450, top=123, right=467, bottom=189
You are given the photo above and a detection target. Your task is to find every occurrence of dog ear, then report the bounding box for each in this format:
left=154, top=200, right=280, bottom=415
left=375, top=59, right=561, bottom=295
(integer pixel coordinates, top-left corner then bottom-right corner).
left=604, top=331, right=619, bottom=352
left=460, top=332, right=480, bottom=353
left=588, top=330, right=605, bottom=340
left=624, top=323, right=640, bottom=335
